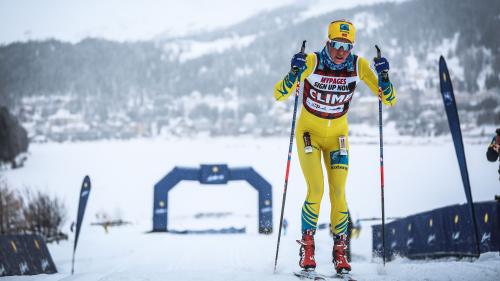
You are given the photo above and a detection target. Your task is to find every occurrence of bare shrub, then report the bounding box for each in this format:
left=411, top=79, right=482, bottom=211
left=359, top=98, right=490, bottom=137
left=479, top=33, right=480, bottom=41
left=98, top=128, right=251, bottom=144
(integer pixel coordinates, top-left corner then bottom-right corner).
left=0, top=176, right=67, bottom=242
left=0, top=177, right=25, bottom=233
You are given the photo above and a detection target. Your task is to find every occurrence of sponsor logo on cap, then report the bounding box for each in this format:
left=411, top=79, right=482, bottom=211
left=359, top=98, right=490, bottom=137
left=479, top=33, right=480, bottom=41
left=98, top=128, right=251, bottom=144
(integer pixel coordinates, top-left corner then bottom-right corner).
left=340, top=23, right=349, bottom=32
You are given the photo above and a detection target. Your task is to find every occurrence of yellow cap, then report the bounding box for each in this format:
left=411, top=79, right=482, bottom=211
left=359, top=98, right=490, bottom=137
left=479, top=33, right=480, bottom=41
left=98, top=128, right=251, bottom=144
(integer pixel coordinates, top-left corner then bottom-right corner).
left=328, top=20, right=356, bottom=43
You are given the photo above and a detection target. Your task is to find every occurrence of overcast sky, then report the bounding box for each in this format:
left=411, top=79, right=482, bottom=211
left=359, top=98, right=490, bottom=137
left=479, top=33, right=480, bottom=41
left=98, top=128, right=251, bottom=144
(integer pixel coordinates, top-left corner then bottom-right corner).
left=0, top=0, right=398, bottom=44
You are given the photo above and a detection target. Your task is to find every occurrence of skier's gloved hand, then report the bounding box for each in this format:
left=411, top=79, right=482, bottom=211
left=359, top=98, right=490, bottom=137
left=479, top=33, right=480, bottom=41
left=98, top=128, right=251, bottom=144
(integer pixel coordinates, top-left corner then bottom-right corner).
left=374, top=57, right=390, bottom=86
left=290, top=52, right=307, bottom=78
left=374, top=57, right=389, bottom=75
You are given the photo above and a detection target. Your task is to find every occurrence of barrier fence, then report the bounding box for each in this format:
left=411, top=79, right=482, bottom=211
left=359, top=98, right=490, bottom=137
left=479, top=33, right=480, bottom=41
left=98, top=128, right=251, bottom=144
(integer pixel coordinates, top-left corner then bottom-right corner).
left=0, top=234, right=57, bottom=276
left=372, top=201, right=500, bottom=259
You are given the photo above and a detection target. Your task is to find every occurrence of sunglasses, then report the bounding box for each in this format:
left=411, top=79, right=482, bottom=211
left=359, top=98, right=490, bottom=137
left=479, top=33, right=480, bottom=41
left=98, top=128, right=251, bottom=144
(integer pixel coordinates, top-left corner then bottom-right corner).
left=329, top=40, right=354, bottom=51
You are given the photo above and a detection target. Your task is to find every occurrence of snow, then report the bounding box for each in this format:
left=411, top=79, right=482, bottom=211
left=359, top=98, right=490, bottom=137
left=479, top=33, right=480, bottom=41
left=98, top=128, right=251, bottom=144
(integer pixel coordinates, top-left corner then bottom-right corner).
left=2, top=135, right=500, bottom=280
left=352, top=12, right=383, bottom=34
left=235, top=65, right=255, bottom=77
left=404, top=53, right=427, bottom=91
left=476, top=47, right=494, bottom=92
left=391, top=32, right=464, bottom=94
left=163, top=34, right=258, bottom=63
left=426, top=32, right=463, bottom=82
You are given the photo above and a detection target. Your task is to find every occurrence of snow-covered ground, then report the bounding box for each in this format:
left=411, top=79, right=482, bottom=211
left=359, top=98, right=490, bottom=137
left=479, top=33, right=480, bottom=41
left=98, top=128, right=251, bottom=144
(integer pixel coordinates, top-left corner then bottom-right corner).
left=2, top=136, right=500, bottom=280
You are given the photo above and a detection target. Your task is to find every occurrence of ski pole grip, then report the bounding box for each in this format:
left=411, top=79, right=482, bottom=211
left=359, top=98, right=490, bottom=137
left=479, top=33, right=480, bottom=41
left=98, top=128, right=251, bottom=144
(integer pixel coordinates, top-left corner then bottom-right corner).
left=292, top=40, right=307, bottom=76
left=375, top=45, right=389, bottom=83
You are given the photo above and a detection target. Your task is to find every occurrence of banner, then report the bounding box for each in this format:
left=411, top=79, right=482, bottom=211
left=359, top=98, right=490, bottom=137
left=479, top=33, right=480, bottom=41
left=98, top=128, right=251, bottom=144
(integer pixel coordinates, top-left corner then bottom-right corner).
left=71, top=175, right=91, bottom=274
left=438, top=56, right=480, bottom=256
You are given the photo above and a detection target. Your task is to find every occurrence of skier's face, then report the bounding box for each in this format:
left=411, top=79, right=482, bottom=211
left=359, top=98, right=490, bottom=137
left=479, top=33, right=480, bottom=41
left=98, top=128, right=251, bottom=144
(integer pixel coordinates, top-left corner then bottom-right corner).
left=328, top=38, right=353, bottom=64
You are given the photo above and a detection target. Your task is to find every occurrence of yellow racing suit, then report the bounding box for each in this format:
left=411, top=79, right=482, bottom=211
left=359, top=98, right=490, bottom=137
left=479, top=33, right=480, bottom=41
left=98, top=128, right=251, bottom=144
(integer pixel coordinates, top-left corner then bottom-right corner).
left=274, top=51, right=396, bottom=234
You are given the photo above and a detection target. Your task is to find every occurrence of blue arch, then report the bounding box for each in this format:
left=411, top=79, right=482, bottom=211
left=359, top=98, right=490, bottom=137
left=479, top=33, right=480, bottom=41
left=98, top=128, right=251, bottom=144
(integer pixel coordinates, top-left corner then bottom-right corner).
left=152, top=164, right=272, bottom=234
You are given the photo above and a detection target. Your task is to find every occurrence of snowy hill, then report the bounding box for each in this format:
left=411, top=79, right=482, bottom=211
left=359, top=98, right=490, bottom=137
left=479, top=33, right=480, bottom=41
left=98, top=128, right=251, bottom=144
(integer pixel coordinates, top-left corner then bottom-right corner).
left=1, top=0, right=499, bottom=141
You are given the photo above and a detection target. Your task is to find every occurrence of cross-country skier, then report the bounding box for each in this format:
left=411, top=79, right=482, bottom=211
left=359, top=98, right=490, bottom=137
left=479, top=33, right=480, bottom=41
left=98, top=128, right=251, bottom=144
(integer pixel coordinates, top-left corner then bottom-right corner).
left=273, top=19, right=397, bottom=274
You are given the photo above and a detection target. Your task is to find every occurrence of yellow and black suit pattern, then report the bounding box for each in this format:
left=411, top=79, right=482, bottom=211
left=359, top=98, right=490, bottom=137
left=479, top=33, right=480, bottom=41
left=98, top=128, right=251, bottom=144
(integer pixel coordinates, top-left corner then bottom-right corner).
left=274, top=51, right=396, bottom=234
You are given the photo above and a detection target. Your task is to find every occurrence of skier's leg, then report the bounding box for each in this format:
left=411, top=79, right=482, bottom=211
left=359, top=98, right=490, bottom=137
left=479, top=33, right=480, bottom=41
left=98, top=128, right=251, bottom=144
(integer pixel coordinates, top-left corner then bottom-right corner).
left=296, top=128, right=324, bottom=232
left=296, top=126, right=324, bottom=270
left=323, top=135, right=349, bottom=236
left=323, top=133, right=351, bottom=273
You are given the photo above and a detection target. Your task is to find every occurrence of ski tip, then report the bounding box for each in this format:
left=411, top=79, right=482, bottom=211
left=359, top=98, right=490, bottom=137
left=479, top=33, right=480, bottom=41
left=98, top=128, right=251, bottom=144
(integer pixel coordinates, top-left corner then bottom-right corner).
left=336, top=273, right=356, bottom=281
left=293, top=270, right=326, bottom=281
left=337, top=268, right=351, bottom=274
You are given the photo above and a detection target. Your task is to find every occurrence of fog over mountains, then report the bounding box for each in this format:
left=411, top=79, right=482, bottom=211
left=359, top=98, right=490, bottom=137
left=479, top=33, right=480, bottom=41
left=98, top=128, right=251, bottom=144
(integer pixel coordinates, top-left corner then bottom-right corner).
left=1, top=0, right=499, bottom=141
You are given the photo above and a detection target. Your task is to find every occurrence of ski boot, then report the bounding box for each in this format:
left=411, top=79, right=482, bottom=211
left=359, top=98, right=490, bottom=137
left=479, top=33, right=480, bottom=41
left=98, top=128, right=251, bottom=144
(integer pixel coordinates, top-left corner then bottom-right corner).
left=297, top=230, right=316, bottom=270
left=333, top=234, right=351, bottom=274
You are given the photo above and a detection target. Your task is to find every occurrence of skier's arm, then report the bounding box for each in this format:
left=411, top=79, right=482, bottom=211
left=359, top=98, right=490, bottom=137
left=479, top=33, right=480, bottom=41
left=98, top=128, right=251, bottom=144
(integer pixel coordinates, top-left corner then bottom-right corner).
left=274, top=53, right=316, bottom=101
left=358, top=57, right=397, bottom=106
left=487, top=136, right=499, bottom=162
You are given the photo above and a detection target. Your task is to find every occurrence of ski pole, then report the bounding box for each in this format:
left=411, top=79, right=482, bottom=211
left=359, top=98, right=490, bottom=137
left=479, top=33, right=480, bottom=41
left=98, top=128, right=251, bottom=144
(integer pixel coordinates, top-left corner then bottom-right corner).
left=375, top=45, right=387, bottom=266
left=274, top=40, right=306, bottom=273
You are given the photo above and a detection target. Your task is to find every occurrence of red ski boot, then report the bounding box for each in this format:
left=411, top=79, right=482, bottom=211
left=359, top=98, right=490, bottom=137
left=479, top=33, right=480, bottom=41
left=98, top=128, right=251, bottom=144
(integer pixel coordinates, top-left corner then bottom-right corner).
left=297, top=230, right=316, bottom=270
left=333, top=234, right=351, bottom=274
